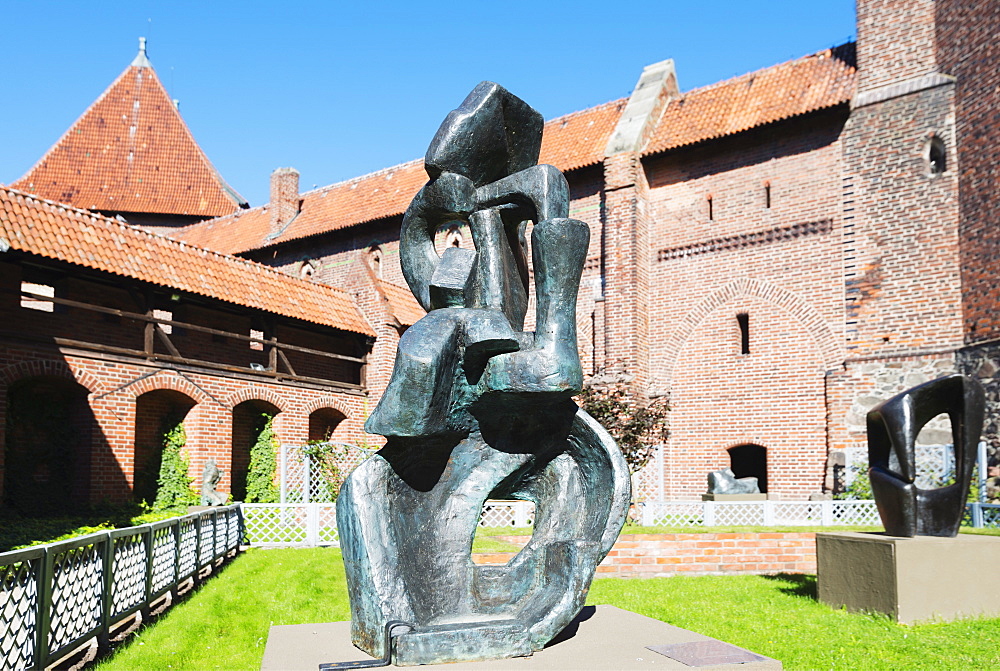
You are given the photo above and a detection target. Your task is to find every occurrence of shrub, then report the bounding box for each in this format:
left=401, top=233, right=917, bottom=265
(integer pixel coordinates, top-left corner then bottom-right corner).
left=245, top=414, right=279, bottom=503
left=575, top=367, right=669, bottom=473
left=152, top=418, right=198, bottom=512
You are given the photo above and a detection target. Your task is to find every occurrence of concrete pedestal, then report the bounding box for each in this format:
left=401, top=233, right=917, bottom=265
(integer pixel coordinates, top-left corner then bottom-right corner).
left=817, top=532, right=1000, bottom=624
left=261, top=605, right=780, bottom=670
left=701, top=494, right=767, bottom=501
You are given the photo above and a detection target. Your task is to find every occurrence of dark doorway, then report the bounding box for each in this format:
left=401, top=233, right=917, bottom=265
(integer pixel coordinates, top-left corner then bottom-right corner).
left=133, top=390, right=196, bottom=504
left=231, top=400, right=280, bottom=501
left=309, top=408, right=347, bottom=442
left=4, top=376, right=94, bottom=514
left=728, top=443, right=768, bottom=493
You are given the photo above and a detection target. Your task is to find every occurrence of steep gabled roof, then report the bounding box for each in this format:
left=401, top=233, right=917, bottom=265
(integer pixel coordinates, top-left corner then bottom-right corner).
left=171, top=101, right=626, bottom=255
left=0, top=186, right=373, bottom=336
left=12, top=40, right=247, bottom=218
left=377, top=279, right=426, bottom=327
left=642, top=43, right=856, bottom=156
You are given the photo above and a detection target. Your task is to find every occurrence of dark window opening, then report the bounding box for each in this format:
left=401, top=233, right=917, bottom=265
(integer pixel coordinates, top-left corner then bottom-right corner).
left=929, top=136, right=947, bottom=175
left=764, top=182, right=771, bottom=209
left=707, top=195, right=714, bottom=221
left=728, top=444, right=767, bottom=493
left=737, top=313, right=750, bottom=355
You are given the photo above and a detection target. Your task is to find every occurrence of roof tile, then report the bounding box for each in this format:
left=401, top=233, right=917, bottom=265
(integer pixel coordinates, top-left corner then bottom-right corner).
left=172, top=102, right=625, bottom=255
left=0, top=186, right=373, bottom=336
left=643, top=43, right=856, bottom=156
left=12, top=61, right=246, bottom=218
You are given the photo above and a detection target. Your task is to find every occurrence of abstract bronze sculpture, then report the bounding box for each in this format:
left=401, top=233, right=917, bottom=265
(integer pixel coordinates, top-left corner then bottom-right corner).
left=335, top=83, right=630, bottom=666
left=867, top=374, right=985, bottom=537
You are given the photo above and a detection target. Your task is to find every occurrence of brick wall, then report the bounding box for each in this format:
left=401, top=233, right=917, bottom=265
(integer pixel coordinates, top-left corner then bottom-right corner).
left=935, top=0, right=1000, bottom=344
left=857, top=0, right=938, bottom=91
left=644, top=114, right=847, bottom=499
left=474, top=533, right=818, bottom=577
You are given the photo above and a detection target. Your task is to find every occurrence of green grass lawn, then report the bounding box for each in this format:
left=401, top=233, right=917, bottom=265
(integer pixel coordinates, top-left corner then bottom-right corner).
left=96, top=546, right=1000, bottom=671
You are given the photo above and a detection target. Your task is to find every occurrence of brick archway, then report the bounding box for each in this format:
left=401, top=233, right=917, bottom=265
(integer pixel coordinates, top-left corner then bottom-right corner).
left=120, top=370, right=213, bottom=405
left=303, top=396, right=353, bottom=419
left=0, top=359, right=102, bottom=395
left=658, top=277, right=843, bottom=389
left=222, top=386, right=288, bottom=413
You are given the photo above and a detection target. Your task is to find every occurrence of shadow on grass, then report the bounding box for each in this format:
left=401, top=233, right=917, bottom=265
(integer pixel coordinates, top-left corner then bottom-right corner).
left=760, top=573, right=817, bottom=600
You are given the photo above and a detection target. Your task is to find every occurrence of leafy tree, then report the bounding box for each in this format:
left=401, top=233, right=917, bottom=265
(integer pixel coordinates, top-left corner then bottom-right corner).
left=152, top=418, right=197, bottom=511
left=245, top=414, right=279, bottom=503
left=575, top=367, right=669, bottom=473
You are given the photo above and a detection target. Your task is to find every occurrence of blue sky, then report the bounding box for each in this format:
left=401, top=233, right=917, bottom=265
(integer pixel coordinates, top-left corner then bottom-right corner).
left=1, top=1, right=855, bottom=206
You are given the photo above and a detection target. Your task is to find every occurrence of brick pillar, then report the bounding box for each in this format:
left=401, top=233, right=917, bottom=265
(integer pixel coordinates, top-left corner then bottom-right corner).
left=601, top=152, right=651, bottom=393
left=269, top=167, right=300, bottom=237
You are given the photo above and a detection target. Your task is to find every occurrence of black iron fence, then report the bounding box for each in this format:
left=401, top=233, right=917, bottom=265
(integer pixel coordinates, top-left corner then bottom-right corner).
left=0, top=505, right=242, bottom=670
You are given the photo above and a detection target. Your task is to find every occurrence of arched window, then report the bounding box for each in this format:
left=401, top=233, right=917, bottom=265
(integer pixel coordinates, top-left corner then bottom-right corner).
left=368, top=246, right=383, bottom=279
left=928, top=136, right=947, bottom=175
left=299, top=259, right=315, bottom=280
left=446, top=226, right=463, bottom=248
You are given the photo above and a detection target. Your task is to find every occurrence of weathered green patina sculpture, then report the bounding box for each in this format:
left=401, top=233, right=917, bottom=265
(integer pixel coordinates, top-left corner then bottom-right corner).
left=335, top=82, right=630, bottom=666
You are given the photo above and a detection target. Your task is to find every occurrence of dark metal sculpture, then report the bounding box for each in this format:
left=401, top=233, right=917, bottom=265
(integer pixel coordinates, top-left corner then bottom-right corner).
left=867, top=374, right=985, bottom=537
left=335, top=82, right=630, bottom=666
left=200, top=459, right=227, bottom=506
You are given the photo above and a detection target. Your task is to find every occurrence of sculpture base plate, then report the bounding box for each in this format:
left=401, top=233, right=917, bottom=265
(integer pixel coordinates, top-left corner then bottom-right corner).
left=701, top=494, right=768, bottom=501
left=261, top=605, right=780, bottom=670
left=817, top=531, right=1000, bottom=624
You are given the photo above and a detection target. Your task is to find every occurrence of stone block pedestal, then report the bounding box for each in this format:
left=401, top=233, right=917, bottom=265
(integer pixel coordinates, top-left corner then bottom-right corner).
left=261, top=605, right=780, bottom=670
left=816, top=532, right=1000, bottom=623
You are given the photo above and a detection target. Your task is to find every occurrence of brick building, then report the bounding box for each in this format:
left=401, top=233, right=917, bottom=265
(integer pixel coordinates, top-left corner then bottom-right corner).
left=171, top=0, right=999, bottom=501
left=0, top=185, right=374, bottom=511
left=7, top=0, right=999, bottom=504
left=12, top=38, right=248, bottom=231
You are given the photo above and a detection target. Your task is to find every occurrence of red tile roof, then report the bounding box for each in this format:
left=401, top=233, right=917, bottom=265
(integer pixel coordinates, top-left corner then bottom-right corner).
left=539, top=98, right=626, bottom=172
left=172, top=102, right=626, bottom=255
left=1, top=186, right=373, bottom=336
left=12, top=57, right=246, bottom=218
left=377, top=279, right=425, bottom=327
left=643, top=44, right=856, bottom=156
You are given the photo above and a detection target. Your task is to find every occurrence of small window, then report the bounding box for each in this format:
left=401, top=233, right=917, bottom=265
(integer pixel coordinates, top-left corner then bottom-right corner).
left=368, top=246, right=383, bottom=279
left=737, top=313, right=750, bottom=355
left=764, top=181, right=771, bottom=209
left=446, top=226, right=463, bottom=248
left=249, top=328, right=265, bottom=351
left=21, top=281, right=55, bottom=312
left=928, top=136, right=947, bottom=175
left=152, top=308, right=173, bottom=335
left=707, top=195, right=714, bottom=221
left=299, top=260, right=315, bottom=280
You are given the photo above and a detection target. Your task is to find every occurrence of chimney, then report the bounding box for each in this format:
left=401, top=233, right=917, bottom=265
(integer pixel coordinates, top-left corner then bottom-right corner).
left=269, top=167, right=300, bottom=237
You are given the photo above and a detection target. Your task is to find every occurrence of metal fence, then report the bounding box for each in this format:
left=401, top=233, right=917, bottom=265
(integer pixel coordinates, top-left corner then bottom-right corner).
left=0, top=505, right=242, bottom=671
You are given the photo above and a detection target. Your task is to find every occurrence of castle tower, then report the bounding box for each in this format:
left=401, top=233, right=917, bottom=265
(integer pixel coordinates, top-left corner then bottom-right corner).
left=12, top=38, right=247, bottom=229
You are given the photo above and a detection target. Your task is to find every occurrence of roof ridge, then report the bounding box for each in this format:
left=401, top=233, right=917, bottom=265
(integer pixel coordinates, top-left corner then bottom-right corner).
left=677, top=41, right=857, bottom=99
left=140, top=68, right=248, bottom=208
left=545, top=96, right=629, bottom=124
left=299, top=157, right=426, bottom=199
left=1, top=184, right=354, bottom=300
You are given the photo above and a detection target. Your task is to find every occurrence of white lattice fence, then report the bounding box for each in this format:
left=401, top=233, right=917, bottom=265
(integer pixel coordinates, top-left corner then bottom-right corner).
left=640, top=500, right=882, bottom=527
left=632, top=446, right=665, bottom=502
left=241, top=503, right=339, bottom=546
left=279, top=442, right=376, bottom=503
left=478, top=500, right=535, bottom=528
